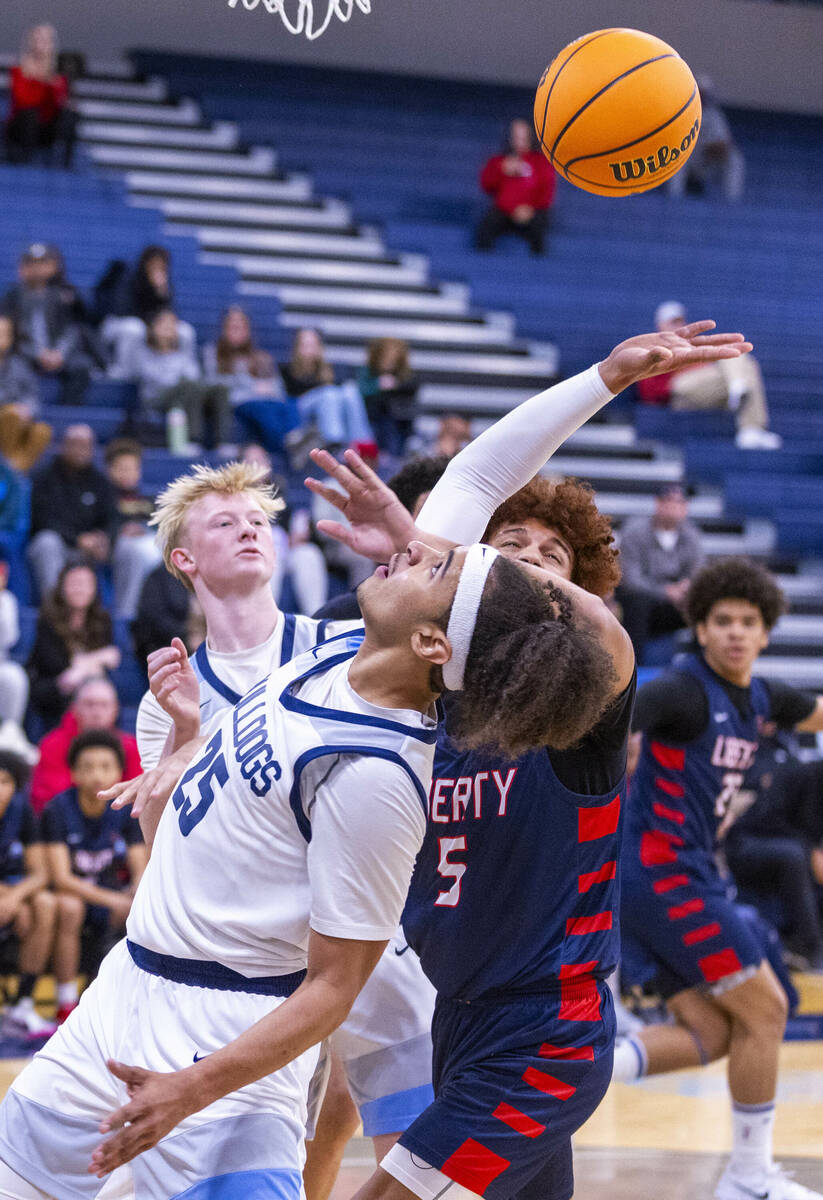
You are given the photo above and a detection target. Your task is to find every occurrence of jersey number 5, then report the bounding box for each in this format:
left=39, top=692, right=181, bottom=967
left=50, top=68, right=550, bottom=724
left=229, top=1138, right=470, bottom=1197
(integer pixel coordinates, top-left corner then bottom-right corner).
left=435, top=836, right=466, bottom=907
left=172, top=730, right=229, bottom=836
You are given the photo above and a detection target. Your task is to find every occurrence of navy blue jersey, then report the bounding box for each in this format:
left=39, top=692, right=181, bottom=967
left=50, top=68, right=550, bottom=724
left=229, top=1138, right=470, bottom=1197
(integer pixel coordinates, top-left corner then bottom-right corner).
left=0, top=796, right=37, bottom=885
left=628, top=653, right=771, bottom=863
left=41, top=789, right=142, bottom=890
left=403, top=732, right=625, bottom=1003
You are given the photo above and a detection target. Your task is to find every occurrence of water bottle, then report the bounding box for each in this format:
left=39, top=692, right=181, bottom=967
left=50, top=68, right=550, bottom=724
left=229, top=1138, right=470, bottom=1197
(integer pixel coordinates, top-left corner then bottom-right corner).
left=167, top=407, right=188, bottom=455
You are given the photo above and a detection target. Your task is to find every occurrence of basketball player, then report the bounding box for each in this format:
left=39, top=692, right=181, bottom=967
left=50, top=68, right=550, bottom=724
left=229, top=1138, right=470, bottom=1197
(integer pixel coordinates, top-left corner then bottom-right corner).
left=613, top=557, right=823, bottom=1200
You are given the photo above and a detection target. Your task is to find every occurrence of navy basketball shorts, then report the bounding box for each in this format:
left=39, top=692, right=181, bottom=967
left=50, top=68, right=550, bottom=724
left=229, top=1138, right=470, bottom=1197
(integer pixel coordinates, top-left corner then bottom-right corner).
left=386, top=980, right=615, bottom=1200
left=620, top=850, right=764, bottom=1000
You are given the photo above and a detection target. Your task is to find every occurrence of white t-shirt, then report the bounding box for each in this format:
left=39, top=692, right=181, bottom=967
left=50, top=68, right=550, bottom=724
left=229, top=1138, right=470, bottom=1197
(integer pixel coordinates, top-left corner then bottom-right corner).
left=127, top=643, right=434, bottom=976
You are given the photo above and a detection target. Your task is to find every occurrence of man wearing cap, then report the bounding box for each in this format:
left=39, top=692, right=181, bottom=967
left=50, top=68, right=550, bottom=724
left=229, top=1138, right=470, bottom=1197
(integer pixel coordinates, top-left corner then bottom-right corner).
left=615, top=482, right=704, bottom=662
left=636, top=301, right=780, bottom=450
left=1, top=244, right=91, bottom=404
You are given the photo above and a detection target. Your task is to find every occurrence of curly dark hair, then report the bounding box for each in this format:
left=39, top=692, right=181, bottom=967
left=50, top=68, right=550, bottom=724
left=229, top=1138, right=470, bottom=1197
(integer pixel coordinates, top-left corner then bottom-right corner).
left=68, top=729, right=125, bottom=772
left=686, top=557, right=786, bottom=631
left=448, top=555, right=617, bottom=757
left=483, top=476, right=620, bottom=599
left=388, top=455, right=449, bottom=516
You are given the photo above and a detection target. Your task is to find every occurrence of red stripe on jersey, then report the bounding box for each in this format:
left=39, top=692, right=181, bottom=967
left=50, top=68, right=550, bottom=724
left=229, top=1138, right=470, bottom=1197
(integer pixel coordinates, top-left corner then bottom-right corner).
left=652, top=801, right=686, bottom=825
left=653, top=874, right=690, bottom=894
left=654, top=776, right=685, bottom=799
left=539, top=1042, right=595, bottom=1062
left=522, top=1067, right=577, bottom=1100
left=640, top=830, right=684, bottom=866
left=650, top=742, right=685, bottom=770
left=578, top=795, right=620, bottom=842
left=565, top=912, right=613, bottom=935
left=699, top=947, right=743, bottom=983
left=668, top=897, right=705, bottom=921
left=559, top=976, right=602, bottom=1022
left=559, top=961, right=598, bottom=978
left=441, top=1139, right=511, bottom=1193
left=578, top=861, right=617, bottom=892
left=683, top=922, right=722, bottom=946
left=492, top=1103, right=546, bottom=1138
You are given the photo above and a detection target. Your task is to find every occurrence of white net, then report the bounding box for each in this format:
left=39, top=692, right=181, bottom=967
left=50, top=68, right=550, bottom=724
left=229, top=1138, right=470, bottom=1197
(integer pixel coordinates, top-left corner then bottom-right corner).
left=226, top=0, right=371, bottom=39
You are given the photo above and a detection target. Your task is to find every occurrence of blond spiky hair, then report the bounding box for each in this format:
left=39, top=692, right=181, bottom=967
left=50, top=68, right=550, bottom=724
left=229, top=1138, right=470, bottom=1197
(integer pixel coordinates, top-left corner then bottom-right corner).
left=150, top=461, right=285, bottom=590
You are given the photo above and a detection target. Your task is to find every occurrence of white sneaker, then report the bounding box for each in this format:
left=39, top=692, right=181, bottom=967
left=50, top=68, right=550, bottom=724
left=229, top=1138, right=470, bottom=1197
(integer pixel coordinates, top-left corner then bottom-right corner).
left=735, top=427, right=783, bottom=450
left=5, top=997, right=57, bottom=1039
left=716, top=1165, right=823, bottom=1200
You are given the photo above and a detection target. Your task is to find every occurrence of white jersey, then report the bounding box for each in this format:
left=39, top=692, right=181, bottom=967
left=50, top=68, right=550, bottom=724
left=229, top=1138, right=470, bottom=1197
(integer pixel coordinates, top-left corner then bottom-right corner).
left=127, top=634, right=436, bottom=978
left=136, top=611, right=359, bottom=769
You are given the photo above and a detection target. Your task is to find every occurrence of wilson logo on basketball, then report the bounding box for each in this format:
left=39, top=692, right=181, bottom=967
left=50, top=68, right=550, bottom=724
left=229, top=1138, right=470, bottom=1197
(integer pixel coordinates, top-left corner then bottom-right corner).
left=608, top=116, right=700, bottom=182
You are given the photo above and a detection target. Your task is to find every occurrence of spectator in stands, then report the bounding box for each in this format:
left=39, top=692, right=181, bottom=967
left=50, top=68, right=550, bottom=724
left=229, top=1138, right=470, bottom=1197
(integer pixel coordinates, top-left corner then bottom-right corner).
left=357, top=337, right=418, bottom=456
left=280, top=327, right=335, bottom=397
left=104, top=439, right=161, bottom=621
left=476, top=119, right=556, bottom=256
left=134, top=309, right=234, bottom=453
left=636, top=301, right=781, bottom=450
left=725, top=738, right=823, bottom=972
left=0, top=316, right=51, bottom=473
left=26, top=563, right=120, bottom=731
left=29, top=674, right=140, bottom=813
left=668, top=78, right=745, bottom=201
left=131, top=563, right=194, bottom=669
left=3, top=24, right=77, bottom=168
left=433, top=413, right=472, bottom=458
left=282, top=328, right=374, bottom=462
left=0, top=556, right=29, bottom=741
left=130, top=246, right=174, bottom=325
left=27, top=423, right=115, bottom=597
left=1, top=244, right=92, bottom=405
left=42, top=730, right=146, bottom=1020
left=0, top=749, right=57, bottom=1037
left=615, top=483, right=703, bottom=662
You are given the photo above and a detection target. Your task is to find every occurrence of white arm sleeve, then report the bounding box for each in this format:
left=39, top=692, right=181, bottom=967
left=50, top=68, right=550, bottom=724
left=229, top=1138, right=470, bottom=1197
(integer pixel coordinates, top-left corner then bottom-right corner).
left=135, top=689, right=174, bottom=770
left=417, top=364, right=615, bottom=544
left=307, top=755, right=426, bottom=941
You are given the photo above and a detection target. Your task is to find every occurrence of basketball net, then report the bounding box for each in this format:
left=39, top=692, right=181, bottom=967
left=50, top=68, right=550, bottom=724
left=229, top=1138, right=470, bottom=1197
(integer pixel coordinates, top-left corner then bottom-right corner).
left=227, top=0, right=371, bottom=39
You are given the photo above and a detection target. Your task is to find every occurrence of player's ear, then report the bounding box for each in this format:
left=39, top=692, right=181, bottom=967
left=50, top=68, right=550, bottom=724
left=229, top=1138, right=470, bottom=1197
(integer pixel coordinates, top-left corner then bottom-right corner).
left=410, top=623, right=451, bottom=668
left=695, top=620, right=708, bottom=648
left=170, top=545, right=195, bottom=580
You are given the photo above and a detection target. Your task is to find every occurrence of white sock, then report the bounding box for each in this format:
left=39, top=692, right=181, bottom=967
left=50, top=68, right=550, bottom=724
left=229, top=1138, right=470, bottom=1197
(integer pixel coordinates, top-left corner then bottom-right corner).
left=611, top=1034, right=648, bottom=1083
left=57, top=982, right=78, bottom=1007
left=729, top=1100, right=775, bottom=1183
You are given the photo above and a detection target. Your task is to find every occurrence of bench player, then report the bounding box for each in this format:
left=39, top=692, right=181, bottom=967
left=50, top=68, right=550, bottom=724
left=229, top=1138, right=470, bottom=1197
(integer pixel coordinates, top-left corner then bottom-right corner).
left=614, top=557, right=823, bottom=1200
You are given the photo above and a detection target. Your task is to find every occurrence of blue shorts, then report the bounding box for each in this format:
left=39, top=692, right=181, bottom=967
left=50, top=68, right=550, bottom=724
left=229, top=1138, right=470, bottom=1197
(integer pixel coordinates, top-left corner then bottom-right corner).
left=398, top=979, right=615, bottom=1200
left=620, top=851, right=764, bottom=999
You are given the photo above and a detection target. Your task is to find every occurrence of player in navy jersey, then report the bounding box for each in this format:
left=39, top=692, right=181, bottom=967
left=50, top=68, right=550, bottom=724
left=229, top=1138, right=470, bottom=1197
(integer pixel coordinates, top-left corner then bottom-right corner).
left=614, top=557, right=823, bottom=1200
left=0, top=751, right=57, bottom=1038
left=41, top=730, right=147, bottom=1021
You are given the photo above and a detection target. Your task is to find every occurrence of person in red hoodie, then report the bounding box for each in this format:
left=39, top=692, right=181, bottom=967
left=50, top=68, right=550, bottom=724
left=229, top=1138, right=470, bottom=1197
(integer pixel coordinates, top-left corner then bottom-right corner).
left=4, top=25, right=77, bottom=168
left=476, top=119, right=556, bottom=256
left=29, top=675, right=140, bottom=813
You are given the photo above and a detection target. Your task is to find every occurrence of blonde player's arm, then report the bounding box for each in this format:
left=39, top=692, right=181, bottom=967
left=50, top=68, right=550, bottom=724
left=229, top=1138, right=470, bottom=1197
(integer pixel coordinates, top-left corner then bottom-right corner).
left=101, top=735, right=209, bottom=847
left=139, top=638, right=202, bottom=765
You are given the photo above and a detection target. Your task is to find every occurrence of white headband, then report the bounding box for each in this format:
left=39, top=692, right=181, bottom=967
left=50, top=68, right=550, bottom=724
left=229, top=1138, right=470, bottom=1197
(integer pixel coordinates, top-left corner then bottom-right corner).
left=442, top=544, right=500, bottom=692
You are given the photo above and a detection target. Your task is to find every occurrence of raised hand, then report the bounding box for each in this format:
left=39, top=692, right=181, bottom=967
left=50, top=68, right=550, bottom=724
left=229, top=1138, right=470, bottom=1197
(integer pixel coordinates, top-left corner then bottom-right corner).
left=101, top=736, right=205, bottom=819
left=599, top=321, right=753, bottom=394
left=147, top=638, right=201, bottom=739
left=305, top=448, right=416, bottom=562
left=89, top=1061, right=194, bottom=1177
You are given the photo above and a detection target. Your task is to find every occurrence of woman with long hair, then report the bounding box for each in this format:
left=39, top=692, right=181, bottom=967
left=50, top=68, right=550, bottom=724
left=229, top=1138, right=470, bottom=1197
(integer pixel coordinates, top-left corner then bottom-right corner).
left=357, top=337, right=418, bottom=455
left=4, top=25, right=78, bottom=167
left=204, top=307, right=294, bottom=454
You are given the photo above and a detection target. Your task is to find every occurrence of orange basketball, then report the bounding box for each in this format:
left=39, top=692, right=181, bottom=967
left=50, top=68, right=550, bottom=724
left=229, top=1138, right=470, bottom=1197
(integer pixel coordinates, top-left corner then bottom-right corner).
left=534, top=28, right=701, bottom=197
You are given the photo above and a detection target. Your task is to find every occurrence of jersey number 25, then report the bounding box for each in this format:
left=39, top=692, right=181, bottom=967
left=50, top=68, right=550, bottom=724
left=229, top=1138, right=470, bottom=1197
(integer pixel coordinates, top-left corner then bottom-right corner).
left=171, top=730, right=229, bottom=836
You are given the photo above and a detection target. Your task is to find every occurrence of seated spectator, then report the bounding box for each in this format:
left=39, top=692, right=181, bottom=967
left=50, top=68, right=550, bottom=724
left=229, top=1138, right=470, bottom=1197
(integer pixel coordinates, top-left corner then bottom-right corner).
left=3, top=25, right=77, bottom=168
left=357, top=337, right=418, bottom=457
left=131, top=562, right=193, bottom=667
left=476, top=119, right=556, bottom=256
left=27, top=423, right=115, bottom=598
left=42, top=730, right=146, bottom=1020
left=1, top=243, right=92, bottom=405
left=615, top=483, right=703, bottom=662
left=0, top=750, right=57, bottom=1037
left=280, top=327, right=335, bottom=397
left=0, top=556, right=29, bottom=741
left=104, top=439, right=161, bottom=620
left=636, top=301, right=781, bottom=449
left=29, top=674, right=140, bottom=814
left=130, top=245, right=174, bottom=325
left=432, top=413, right=472, bottom=459
left=281, top=331, right=373, bottom=461
left=134, top=309, right=233, bottom=453
left=0, top=316, right=51, bottom=473
left=26, top=564, right=120, bottom=732
left=668, top=78, right=745, bottom=202
left=725, top=738, right=823, bottom=972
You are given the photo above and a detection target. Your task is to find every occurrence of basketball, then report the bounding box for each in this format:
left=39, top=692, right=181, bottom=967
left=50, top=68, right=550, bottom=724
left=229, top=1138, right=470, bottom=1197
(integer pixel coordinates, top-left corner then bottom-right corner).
left=534, top=28, right=702, bottom=197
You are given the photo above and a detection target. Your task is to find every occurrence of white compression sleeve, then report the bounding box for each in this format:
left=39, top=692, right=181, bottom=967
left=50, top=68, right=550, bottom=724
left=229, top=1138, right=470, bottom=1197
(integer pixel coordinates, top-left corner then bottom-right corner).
left=416, top=364, right=615, bottom=544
